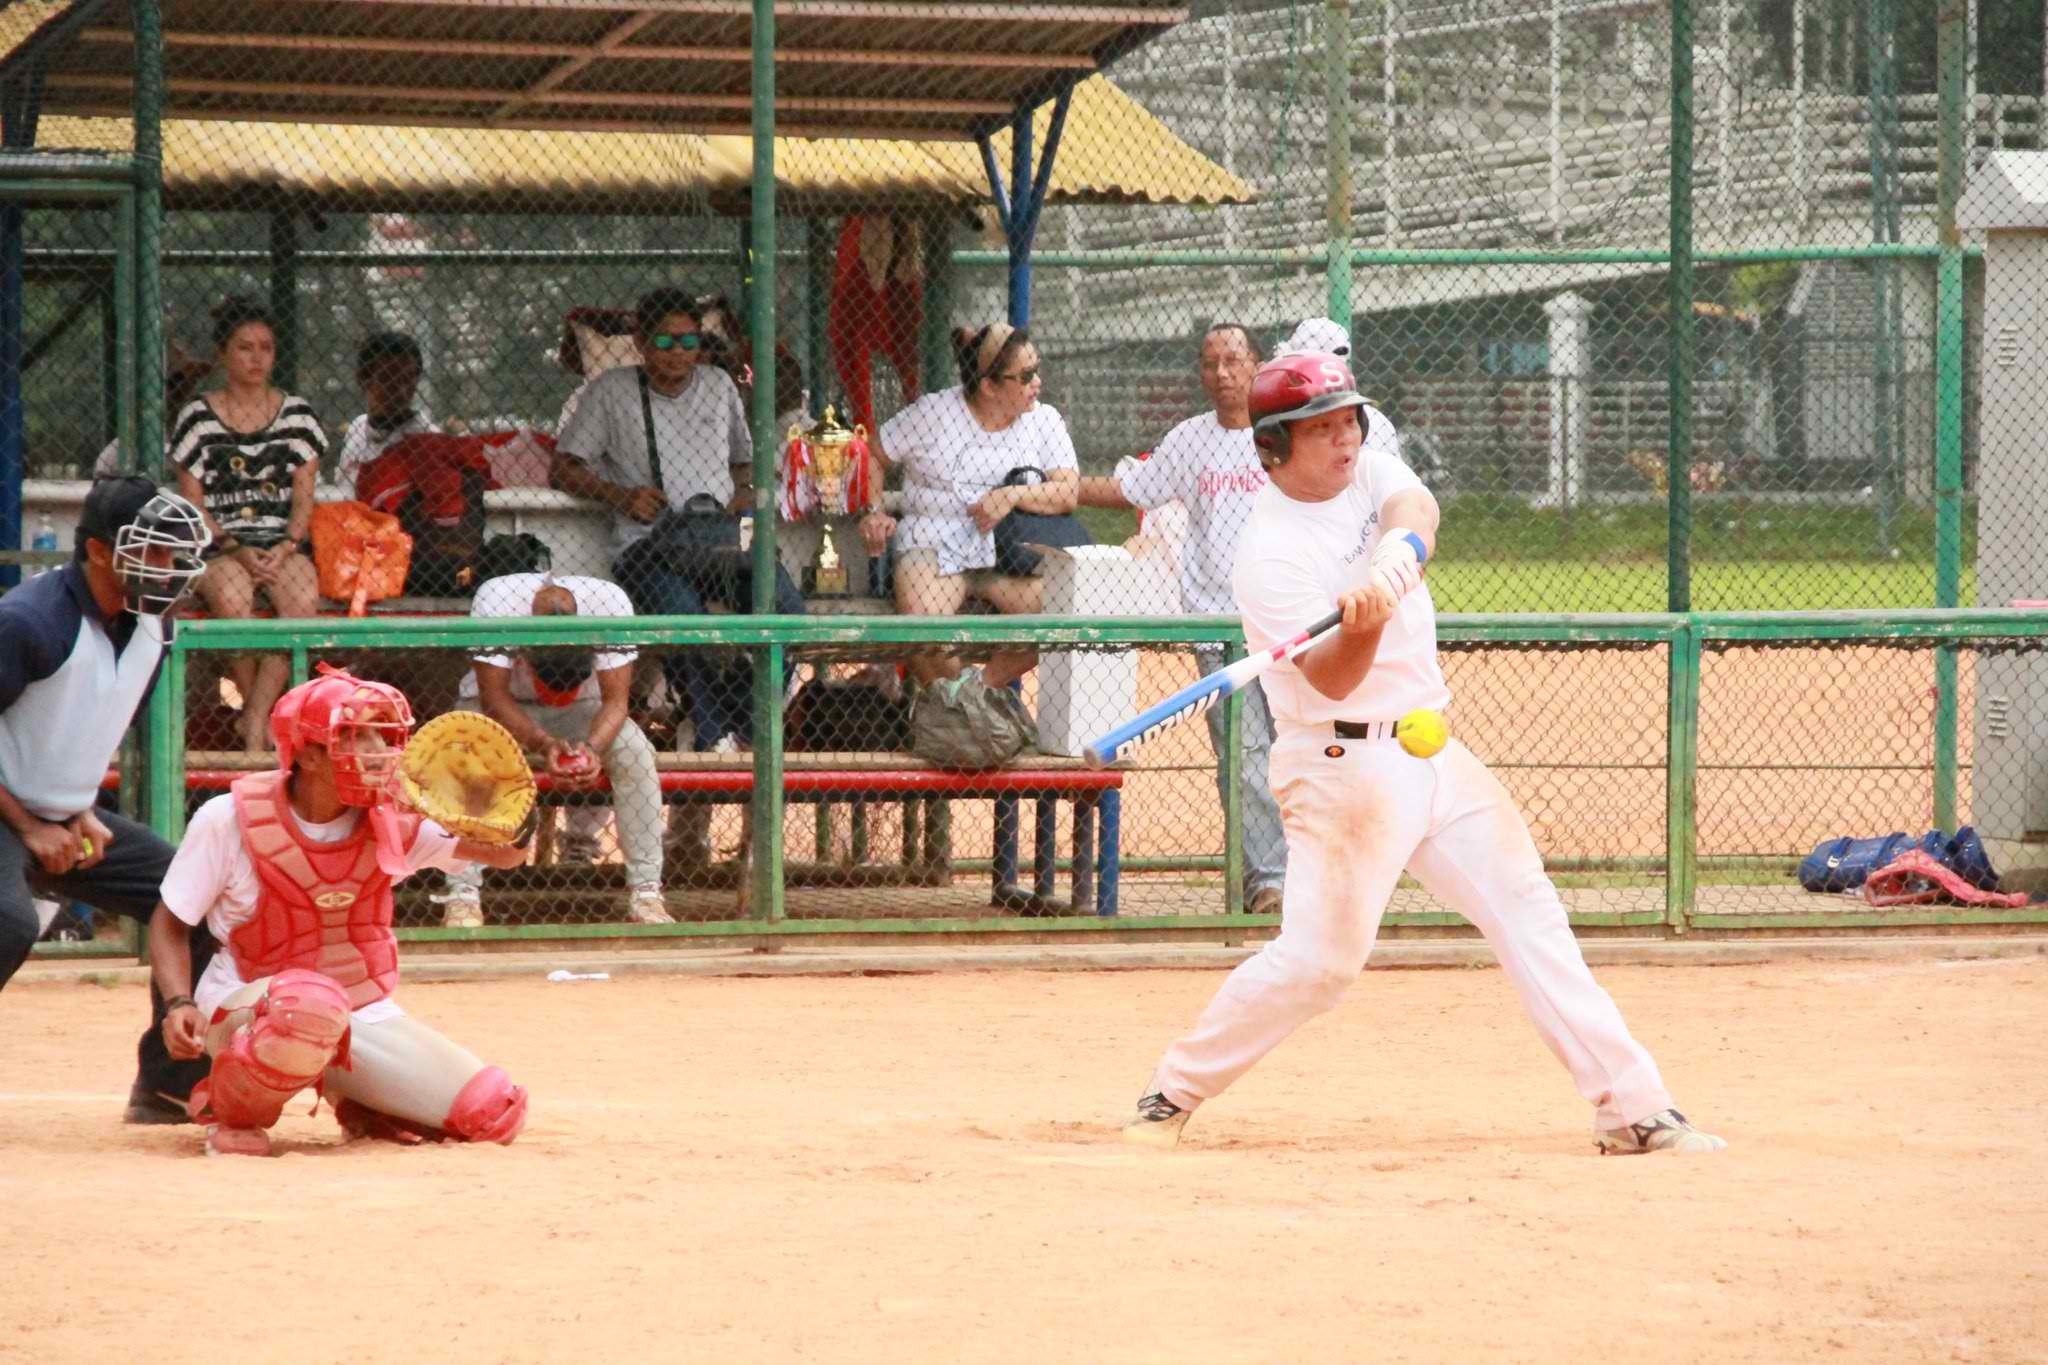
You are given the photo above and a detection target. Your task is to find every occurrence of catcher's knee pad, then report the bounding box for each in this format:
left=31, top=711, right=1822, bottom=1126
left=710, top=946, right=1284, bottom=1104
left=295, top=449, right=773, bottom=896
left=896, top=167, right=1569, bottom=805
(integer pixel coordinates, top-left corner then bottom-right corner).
left=193, top=969, right=352, bottom=1130
left=442, top=1065, right=528, bottom=1145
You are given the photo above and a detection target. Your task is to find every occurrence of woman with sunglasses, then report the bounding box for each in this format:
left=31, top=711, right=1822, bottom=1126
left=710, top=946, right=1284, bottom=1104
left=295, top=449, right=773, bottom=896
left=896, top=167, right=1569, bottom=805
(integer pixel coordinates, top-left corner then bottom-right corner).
left=861, top=322, right=1077, bottom=687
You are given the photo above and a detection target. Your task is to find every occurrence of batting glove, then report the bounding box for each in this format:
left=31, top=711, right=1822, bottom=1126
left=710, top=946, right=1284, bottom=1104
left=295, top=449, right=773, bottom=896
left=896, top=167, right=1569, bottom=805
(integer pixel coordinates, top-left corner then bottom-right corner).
left=1368, top=531, right=1428, bottom=601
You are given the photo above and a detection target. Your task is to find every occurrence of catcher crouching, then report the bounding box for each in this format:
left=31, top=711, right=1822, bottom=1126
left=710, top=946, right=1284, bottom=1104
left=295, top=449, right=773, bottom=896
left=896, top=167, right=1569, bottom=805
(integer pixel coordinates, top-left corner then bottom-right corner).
left=146, top=667, right=538, bottom=1157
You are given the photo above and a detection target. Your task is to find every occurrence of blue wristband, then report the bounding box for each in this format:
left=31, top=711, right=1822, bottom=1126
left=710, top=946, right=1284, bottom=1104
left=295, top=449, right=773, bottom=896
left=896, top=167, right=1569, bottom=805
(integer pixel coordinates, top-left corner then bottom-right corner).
left=1395, top=530, right=1428, bottom=567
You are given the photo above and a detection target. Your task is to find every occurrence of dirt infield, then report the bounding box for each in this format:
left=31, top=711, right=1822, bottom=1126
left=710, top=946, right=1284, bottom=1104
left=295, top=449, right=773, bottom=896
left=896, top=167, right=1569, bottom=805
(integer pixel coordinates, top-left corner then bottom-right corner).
left=4, top=958, right=2043, bottom=1365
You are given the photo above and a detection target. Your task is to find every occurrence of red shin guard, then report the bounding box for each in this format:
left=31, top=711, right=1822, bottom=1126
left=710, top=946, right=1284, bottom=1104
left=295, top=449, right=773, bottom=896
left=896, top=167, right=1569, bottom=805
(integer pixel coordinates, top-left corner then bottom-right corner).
left=189, top=969, right=351, bottom=1130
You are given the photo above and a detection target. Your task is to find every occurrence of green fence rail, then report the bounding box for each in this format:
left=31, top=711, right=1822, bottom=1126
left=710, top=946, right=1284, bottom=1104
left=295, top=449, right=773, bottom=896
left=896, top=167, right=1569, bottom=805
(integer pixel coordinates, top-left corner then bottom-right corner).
left=106, top=609, right=2048, bottom=955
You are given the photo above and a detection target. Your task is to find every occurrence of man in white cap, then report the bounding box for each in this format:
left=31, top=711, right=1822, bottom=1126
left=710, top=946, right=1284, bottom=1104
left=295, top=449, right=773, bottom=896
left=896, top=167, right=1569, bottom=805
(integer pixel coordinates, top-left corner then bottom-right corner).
left=1278, top=317, right=1352, bottom=360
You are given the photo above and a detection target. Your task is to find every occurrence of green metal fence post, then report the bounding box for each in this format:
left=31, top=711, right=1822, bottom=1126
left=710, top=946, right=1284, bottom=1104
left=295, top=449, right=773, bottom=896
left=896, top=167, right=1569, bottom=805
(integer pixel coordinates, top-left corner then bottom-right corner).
left=748, top=0, right=785, bottom=924
left=1665, top=620, right=1699, bottom=933
left=1932, top=0, right=1966, bottom=830
left=920, top=215, right=953, bottom=401
left=1667, top=0, right=1694, bottom=613
left=804, top=217, right=829, bottom=415
left=113, top=189, right=135, bottom=464
left=1325, top=0, right=1353, bottom=328
left=133, top=0, right=164, bottom=474
left=1223, top=635, right=1245, bottom=918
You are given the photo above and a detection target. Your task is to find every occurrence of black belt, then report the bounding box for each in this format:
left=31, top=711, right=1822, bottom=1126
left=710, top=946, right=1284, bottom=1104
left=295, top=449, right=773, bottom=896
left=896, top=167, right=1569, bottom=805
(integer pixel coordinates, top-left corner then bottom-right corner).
left=1333, top=720, right=1398, bottom=741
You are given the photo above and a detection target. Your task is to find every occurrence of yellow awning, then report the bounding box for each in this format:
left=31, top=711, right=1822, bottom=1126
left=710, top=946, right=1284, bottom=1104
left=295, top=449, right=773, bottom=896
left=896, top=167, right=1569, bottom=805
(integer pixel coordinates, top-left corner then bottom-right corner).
left=736, top=77, right=1251, bottom=208
left=32, top=75, right=1248, bottom=212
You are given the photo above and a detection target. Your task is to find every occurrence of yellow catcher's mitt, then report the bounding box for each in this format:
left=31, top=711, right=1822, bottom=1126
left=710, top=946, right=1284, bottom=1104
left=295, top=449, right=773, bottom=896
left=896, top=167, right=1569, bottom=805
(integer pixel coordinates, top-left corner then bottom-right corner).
left=397, top=711, right=538, bottom=846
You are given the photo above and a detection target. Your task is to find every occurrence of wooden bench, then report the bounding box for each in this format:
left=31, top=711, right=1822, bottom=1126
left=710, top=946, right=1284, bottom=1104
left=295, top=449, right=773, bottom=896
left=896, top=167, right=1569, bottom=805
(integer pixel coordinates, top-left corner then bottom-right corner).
left=161, top=750, right=1127, bottom=916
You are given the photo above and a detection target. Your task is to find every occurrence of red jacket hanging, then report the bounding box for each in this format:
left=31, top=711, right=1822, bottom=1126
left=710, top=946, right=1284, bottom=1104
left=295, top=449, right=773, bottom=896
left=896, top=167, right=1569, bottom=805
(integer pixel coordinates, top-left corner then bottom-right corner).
left=828, top=213, right=923, bottom=435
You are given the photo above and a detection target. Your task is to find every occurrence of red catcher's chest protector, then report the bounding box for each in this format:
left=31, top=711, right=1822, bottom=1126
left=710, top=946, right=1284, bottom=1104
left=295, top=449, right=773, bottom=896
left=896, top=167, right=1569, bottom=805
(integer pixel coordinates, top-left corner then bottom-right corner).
left=227, top=772, right=421, bottom=1011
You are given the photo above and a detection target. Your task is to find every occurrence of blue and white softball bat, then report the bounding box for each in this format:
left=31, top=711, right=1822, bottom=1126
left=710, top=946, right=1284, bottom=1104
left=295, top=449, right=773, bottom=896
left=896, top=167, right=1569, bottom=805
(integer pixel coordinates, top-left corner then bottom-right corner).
left=1082, top=608, right=1344, bottom=768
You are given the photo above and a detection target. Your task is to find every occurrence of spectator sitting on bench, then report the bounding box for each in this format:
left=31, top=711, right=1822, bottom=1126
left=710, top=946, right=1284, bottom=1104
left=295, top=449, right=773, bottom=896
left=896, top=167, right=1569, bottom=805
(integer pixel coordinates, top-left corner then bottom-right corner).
left=441, top=571, right=672, bottom=930
left=171, top=297, right=325, bottom=752
left=335, top=330, right=437, bottom=493
left=552, top=287, right=782, bottom=753
left=858, top=322, right=1077, bottom=688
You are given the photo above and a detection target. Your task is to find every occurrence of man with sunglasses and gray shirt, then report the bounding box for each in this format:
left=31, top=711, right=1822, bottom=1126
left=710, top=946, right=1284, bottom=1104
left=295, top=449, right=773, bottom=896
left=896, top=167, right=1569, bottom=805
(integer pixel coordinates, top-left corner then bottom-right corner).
left=552, top=287, right=760, bottom=753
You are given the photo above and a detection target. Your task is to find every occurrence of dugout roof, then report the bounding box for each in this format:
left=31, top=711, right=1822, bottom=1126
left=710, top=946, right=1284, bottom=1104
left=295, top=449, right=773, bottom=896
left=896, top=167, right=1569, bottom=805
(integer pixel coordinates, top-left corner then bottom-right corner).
left=8, top=0, right=1191, bottom=142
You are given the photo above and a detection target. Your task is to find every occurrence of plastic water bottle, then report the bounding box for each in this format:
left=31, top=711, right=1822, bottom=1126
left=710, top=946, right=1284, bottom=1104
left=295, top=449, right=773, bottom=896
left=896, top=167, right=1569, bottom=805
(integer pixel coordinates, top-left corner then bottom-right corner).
left=31, top=512, right=57, bottom=556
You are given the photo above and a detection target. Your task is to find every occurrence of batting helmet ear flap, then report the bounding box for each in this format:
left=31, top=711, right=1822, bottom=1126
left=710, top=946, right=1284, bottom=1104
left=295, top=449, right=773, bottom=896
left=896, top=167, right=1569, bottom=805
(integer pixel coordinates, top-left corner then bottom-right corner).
left=1254, top=422, right=1290, bottom=466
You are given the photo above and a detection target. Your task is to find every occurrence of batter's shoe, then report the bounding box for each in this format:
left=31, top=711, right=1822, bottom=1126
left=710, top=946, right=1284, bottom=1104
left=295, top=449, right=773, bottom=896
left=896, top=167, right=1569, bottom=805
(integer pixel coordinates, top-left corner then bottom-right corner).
left=1122, top=1092, right=1191, bottom=1149
left=204, top=1124, right=273, bottom=1158
left=1597, top=1109, right=1727, bottom=1155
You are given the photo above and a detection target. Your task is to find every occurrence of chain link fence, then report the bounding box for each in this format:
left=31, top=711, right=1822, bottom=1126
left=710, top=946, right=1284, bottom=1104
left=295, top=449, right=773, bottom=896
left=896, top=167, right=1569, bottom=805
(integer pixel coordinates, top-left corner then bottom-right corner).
left=3, top=0, right=2044, bottom=953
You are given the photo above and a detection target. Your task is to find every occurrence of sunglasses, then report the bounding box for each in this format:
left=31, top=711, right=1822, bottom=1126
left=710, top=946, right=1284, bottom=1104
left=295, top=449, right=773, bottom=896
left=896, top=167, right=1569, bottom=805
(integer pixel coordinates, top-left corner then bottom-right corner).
left=648, top=332, right=703, bottom=352
left=995, top=366, right=1040, bottom=385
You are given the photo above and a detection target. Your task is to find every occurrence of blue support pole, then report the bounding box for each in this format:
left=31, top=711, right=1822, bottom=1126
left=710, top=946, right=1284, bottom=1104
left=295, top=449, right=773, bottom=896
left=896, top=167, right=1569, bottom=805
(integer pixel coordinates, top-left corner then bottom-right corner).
left=977, top=81, right=1076, bottom=330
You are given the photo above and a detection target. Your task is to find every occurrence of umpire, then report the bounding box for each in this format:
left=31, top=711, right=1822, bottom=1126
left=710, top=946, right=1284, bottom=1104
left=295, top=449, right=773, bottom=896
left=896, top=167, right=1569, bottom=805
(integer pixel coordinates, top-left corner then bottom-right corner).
left=0, top=476, right=220, bottom=1122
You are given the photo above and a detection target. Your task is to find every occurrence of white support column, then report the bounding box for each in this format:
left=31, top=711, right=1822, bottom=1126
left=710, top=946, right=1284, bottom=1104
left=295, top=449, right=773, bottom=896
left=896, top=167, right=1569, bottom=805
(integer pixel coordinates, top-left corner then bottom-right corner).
left=1542, top=290, right=1592, bottom=510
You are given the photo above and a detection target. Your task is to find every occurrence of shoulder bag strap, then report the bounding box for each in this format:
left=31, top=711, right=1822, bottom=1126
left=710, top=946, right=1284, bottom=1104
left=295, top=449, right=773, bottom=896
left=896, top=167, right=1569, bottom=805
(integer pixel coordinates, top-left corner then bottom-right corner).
left=637, top=367, right=667, bottom=496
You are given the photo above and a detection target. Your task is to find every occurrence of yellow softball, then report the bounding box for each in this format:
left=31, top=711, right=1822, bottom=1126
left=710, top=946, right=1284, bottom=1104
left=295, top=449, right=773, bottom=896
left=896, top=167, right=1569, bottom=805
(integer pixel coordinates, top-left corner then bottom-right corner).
left=1395, top=708, right=1448, bottom=759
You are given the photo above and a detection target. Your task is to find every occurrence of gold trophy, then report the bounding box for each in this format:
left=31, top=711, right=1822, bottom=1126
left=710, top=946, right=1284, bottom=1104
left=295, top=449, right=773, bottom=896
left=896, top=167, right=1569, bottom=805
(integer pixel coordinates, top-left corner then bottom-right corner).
left=783, top=405, right=871, bottom=594
left=803, top=405, right=858, bottom=517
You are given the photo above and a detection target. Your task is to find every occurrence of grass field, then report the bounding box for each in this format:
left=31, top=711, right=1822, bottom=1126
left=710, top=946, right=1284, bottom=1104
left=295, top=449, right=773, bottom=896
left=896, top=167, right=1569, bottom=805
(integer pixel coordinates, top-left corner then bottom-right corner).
left=1075, top=496, right=1977, bottom=615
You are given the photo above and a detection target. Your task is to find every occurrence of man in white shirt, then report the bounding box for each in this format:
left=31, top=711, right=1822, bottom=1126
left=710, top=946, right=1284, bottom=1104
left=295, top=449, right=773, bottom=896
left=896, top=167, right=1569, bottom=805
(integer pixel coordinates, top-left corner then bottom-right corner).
left=334, top=332, right=437, bottom=495
left=553, top=288, right=768, bottom=752
left=1077, top=322, right=1287, bottom=914
left=440, top=571, right=672, bottom=928
left=1121, top=352, right=1726, bottom=1158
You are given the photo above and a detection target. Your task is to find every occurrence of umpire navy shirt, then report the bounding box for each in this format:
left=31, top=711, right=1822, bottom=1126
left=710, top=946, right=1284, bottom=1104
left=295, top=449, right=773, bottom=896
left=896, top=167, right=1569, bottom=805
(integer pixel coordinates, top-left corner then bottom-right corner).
left=0, top=562, right=168, bottom=821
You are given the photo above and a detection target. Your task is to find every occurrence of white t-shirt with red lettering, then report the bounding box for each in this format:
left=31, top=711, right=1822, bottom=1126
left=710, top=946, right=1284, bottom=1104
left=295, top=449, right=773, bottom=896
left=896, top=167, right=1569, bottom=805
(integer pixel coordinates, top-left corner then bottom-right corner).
left=161, top=792, right=466, bottom=1022
left=1113, top=413, right=1265, bottom=616
left=1231, top=439, right=1450, bottom=727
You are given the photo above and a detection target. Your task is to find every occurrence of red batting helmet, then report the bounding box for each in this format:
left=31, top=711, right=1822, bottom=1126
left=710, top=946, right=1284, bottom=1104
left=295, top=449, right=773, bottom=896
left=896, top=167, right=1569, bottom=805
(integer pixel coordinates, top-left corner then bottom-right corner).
left=1249, top=351, right=1369, bottom=462
left=270, top=665, right=415, bottom=807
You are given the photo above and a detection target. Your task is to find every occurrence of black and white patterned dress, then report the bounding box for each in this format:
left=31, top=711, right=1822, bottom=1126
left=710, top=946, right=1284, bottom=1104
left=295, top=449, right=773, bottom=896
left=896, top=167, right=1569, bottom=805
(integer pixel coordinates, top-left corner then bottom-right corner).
left=169, top=394, right=327, bottom=549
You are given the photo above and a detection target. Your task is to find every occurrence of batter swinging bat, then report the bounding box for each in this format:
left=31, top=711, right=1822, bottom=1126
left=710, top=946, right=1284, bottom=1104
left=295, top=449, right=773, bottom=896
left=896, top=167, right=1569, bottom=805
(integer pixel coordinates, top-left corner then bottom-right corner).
left=1083, top=608, right=1343, bottom=768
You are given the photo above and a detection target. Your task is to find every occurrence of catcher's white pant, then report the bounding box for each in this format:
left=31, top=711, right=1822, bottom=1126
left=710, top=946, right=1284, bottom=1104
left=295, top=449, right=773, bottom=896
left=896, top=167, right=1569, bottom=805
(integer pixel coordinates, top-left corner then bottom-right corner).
left=207, top=979, right=491, bottom=1130
left=1152, top=730, right=1676, bottom=1132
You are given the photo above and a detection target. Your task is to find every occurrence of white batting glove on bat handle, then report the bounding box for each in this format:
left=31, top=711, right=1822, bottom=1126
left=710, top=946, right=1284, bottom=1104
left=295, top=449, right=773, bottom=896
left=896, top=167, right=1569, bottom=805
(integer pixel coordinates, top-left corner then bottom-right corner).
left=1368, top=530, right=1428, bottom=601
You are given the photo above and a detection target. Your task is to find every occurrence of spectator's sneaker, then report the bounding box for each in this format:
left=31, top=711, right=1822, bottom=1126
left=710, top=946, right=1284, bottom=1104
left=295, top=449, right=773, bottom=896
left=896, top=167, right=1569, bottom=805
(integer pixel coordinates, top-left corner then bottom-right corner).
left=437, top=892, right=485, bottom=930
left=1597, top=1109, right=1727, bottom=1155
left=627, top=884, right=675, bottom=925
left=1121, top=1091, right=1191, bottom=1149
left=124, top=1084, right=192, bottom=1126
left=204, top=1124, right=273, bottom=1158
left=711, top=733, right=746, bottom=756
left=1247, top=885, right=1284, bottom=915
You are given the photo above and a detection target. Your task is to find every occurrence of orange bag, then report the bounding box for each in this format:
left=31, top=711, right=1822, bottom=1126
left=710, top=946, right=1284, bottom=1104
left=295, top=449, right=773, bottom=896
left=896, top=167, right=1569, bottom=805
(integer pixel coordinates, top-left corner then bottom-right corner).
left=311, top=500, right=413, bottom=617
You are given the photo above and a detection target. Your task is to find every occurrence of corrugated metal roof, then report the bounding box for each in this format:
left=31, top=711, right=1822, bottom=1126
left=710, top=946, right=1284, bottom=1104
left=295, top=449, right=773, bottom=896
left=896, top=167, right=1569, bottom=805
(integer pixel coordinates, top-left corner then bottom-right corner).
left=33, top=74, right=1248, bottom=211
left=13, top=1, right=1195, bottom=142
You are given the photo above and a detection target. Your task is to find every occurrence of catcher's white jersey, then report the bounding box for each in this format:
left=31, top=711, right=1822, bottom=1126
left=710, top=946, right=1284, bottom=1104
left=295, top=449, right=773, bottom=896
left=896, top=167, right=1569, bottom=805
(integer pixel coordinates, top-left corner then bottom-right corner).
left=161, top=794, right=463, bottom=1021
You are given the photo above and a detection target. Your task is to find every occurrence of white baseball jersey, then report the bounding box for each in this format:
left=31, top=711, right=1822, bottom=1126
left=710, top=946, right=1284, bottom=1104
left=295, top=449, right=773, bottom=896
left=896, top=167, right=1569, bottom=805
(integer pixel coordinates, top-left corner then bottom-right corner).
left=161, top=794, right=465, bottom=1023
left=1231, top=436, right=1451, bottom=726
left=1114, top=413, right=1264, bottom=616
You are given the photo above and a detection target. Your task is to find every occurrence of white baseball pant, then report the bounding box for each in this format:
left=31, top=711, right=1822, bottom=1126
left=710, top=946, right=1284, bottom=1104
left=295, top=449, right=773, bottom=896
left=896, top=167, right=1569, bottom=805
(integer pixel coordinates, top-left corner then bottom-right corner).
left=1153, top=729, right=1676, bottom=1132
left=207, top=979, right=492, bottom=1130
